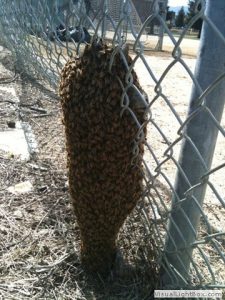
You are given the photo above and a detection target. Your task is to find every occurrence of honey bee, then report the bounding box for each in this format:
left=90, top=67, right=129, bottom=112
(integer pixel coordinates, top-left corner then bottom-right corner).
left=59, top=39, right=147, bottom=276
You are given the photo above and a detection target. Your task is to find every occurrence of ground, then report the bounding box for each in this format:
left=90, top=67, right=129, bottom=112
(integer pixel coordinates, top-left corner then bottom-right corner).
left=0, top=47, right=155, bottom=299
left=0, top=37, right=224, bottom=299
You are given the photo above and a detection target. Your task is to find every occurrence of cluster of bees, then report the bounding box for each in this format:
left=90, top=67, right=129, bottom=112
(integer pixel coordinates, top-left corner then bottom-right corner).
left=59, top=39, right=147, bottom=276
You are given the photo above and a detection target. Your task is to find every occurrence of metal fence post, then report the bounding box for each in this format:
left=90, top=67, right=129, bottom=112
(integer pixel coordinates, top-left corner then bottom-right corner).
left=101, top=0, right=108, bottom=38
left=156, top=0, right=168, bottom=51
left=161, top=0, right=225, bottom=287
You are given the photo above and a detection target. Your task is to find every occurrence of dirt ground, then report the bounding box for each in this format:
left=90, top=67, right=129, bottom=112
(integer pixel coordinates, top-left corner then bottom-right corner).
left=134, top=52, right=225, bottom=286
left=135, top=53, right=225, bottom=197
left=134, top=53, right=225, bottom=288
left=105, top=31, right=200, bottom=56
left=0, top=48, right=155, bottom=299
left=0, top=41, right=224, bottom=299
left=134, top=53, right=225, bottom=218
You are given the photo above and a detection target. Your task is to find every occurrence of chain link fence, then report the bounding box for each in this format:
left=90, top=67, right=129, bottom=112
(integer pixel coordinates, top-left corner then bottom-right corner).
left=0, top=0, right=224, bottom=297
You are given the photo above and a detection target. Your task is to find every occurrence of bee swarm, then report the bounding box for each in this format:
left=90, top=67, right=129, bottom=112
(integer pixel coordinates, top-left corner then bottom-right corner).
left=59, top=40, right=147, bottom=276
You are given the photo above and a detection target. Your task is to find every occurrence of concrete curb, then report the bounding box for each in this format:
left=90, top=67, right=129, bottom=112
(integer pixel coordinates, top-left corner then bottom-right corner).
left=0, top=61, right=37, bottom=160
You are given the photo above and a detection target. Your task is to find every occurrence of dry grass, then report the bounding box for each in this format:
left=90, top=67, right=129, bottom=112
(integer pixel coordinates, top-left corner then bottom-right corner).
left=0, top=154, right=155, bottom=299
left=0, top=42, right=224, bottom=298
left=0, top=162, right=154, bottom=299
left=0, top=72, right=157, bottom=299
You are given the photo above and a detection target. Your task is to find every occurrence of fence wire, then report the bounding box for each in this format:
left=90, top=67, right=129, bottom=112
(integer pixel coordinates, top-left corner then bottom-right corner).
left=0, top=0, right=224, bottom=296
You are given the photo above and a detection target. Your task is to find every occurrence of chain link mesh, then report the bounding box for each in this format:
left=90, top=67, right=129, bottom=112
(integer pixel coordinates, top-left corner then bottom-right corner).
left=0, top=0, right=224, bottom=295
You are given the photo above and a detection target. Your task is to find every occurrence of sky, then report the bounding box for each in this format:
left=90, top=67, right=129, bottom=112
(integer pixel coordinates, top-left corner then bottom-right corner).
left=168, top=0, right=189, bottom=6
